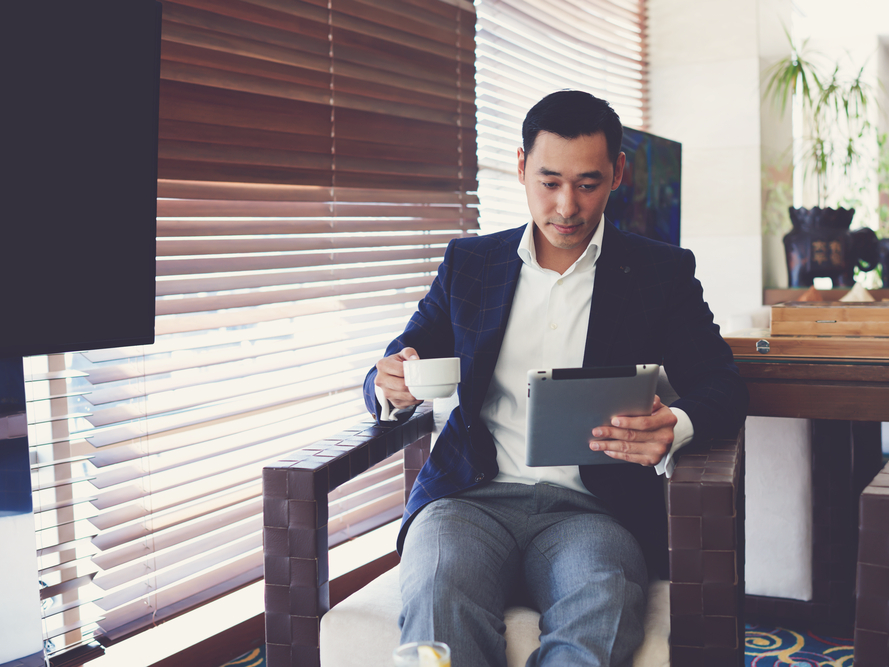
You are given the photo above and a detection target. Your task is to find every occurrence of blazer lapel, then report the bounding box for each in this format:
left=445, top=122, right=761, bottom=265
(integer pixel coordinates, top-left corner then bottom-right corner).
left=467, top=226, right=524, bottom=416
left=583, top=221, right=634, bottom=367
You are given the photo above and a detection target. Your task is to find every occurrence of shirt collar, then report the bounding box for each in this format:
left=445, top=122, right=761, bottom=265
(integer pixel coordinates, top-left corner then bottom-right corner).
left=517, top=214, right=605, bottom=275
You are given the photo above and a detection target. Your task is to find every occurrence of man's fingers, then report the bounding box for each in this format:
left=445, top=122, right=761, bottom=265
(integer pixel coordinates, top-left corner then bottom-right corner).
left=610, top=405, right=676, bottom=432
left=376, top=347, right=420, bottom=378
left=590, top=425, right=674, bottom=466
left=603, top=449, right=643, bottom=464
left=396, top=347, right=420, bottom=361
left=587, top=399, right=677, bottom=468
left=597, top=446, right=663, bottom=467
left=591, top=433, right=668, bottom=465
left=375, top=357, right=402, bottom=378
left=590, top=436, right=666, bottom=454
left=391, top=394, right=423, bottom=409
left=374, top=348, right=423, bottom=409
left=373, top=372, right=420, bottom=408
left=374, top=370, right=405, bottom=393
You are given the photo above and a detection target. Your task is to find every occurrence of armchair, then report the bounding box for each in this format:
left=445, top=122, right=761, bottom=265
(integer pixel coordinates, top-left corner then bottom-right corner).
left=854, top=458, right=889, bottom=667
left=262, top=405, right=745, bottom=667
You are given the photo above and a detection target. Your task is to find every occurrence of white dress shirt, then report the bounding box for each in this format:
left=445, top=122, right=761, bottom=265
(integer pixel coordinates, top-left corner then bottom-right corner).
left=481, top=219, right=692, bottom=494
left=378, top=218, right=693, bottom=488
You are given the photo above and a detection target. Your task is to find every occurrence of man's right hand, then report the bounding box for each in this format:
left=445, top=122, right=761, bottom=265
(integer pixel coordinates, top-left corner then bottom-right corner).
left=374, top=347, right=424, bottom=410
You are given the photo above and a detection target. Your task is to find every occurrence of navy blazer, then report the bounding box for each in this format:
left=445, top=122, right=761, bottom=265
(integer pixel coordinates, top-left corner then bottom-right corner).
left=363, top=221, right=748, bottom=575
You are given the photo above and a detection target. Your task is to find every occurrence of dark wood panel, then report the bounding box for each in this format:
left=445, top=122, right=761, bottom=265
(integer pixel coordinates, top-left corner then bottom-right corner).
left=764, top=288, right=889, bottom=304
left=726, top=331, right=889, bottom=360
left=744, top=380, right=889, bottom=421
left=737, top=360, right=889, bottom=383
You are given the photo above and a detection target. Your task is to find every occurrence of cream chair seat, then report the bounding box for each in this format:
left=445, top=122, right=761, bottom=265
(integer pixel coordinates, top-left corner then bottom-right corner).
left=320, top=568, right=670, bottom=666
left=260, top=405, right=745, bottom=667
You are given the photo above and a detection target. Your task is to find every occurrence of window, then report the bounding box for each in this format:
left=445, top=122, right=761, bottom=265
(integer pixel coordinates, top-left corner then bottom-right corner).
left=26, top=0, right=477, bottom=660
left=474, top=0, right=648, bottom=233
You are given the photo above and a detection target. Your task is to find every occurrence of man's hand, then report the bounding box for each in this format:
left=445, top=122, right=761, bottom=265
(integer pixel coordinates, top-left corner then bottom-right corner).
left=589, top=395, right=677, bottom=466
left=374, top=347, right=424, bottom=410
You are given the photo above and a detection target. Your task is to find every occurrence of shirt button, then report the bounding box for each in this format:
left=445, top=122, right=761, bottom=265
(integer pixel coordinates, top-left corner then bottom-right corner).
left=550, top=323, right=558, bottom=330
left=557, top=279, right=563, bottom=286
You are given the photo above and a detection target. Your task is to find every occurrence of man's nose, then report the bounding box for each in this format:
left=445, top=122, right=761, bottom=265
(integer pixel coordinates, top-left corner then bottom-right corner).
left=556, top=189, right=579, bottom=218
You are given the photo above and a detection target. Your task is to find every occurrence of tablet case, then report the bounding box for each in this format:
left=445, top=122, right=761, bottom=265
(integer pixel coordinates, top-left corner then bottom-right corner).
left=525, top=365, right=660, bottom=466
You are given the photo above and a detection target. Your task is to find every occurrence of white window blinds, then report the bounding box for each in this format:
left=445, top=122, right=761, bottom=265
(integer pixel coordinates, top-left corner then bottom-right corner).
left=475, top=0, right=647, bottom=233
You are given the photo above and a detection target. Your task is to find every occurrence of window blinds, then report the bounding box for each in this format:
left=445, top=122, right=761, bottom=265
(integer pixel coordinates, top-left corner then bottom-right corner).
left=474, top=0, right=647, bottom=233
left=26, top=0, right=477, bottom=659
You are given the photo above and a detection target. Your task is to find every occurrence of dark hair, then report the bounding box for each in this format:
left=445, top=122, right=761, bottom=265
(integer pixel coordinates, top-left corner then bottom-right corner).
left=522, top=90, right=623, bottom=164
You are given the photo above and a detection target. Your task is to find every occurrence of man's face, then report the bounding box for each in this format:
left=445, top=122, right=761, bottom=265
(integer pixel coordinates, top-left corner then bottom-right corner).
left=518, top=131, right=625, bottom=261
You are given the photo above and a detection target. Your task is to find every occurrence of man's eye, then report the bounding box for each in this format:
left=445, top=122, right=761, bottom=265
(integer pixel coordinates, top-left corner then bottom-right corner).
left=579, top=184, right=597, bottom=191
left=542, top=182, right=557, bottom=189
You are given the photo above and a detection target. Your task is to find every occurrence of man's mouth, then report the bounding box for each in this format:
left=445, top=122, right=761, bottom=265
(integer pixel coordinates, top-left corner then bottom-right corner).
left=550, top=221, right=582, bottom=234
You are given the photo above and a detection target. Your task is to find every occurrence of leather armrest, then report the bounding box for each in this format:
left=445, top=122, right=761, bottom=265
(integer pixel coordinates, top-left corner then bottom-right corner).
left=667, top=428, right=746, bottom=667
left=261, top=405, right=433, bottom=667
left=854, top=459, right=889, bottom=667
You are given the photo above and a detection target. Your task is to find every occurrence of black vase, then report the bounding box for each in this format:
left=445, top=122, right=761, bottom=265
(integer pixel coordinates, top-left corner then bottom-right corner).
left=783, top=207, right=857, bottom=287
left=879, top=238, right=889, bottom=288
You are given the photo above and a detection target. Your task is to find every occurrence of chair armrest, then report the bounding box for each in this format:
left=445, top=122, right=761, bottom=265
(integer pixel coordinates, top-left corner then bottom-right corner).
left=262, top=405, right=434, bottom=667
left=854, top=459, right=889, bottom=667
left=667, top=428, right=745, bottom=667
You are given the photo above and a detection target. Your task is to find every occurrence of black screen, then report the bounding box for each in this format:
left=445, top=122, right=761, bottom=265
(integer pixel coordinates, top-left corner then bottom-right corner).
left=1, top=0, right=161, bottom=357
left=606, top=127, right=682, bottom=246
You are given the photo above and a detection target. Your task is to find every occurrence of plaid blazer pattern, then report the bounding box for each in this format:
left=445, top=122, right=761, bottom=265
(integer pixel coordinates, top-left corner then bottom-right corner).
left=363, top=220, right=748, bottom=573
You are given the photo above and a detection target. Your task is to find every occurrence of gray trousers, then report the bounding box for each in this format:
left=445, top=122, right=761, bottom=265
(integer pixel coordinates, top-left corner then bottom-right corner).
left=399, top=482, right=648, bottom=667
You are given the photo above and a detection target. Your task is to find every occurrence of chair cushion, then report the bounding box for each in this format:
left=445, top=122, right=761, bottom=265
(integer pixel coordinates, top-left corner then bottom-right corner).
left=320, top=566, right=670, bottom=666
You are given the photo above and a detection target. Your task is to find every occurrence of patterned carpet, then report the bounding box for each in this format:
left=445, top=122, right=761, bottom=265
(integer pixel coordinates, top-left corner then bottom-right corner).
left=745, top=625, right=854, bottom=666
left=222, top=647, right=265, bottom=667
left=221, top=626, right=855, bottom=666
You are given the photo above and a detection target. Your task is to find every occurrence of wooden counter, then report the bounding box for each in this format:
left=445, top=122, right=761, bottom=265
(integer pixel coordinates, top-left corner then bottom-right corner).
left=724, top=329, right=888, bottom=633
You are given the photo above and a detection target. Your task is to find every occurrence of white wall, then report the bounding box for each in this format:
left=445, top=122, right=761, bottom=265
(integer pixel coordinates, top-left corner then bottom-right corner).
left=646, top=0, right=792, bottom=327
left=744, top=417, right=813, bottom=599
left=0, top=511, right=43, bottom=664
left=0, top=394, right=43, bottom=666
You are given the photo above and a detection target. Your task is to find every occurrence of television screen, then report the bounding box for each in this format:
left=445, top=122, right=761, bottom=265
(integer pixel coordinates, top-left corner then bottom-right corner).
left=0, top=0, right=161, bottom=358
left=605, top=127, right=681, bottom=246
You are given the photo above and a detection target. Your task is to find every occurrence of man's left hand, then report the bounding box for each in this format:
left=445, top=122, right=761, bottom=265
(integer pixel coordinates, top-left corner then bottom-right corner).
left=589, top=395, right=677, bottom=466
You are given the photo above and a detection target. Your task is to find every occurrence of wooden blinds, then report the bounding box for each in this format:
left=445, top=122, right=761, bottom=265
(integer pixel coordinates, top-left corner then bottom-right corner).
left=474, top=0, right=647, bottom=232
left=26, top=0, right=477, bottom=660
left=157, top=0, right=477, bottom=192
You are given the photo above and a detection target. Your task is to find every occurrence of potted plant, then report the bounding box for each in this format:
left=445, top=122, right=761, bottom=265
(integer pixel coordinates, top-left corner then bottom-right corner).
left=876, top=132, right=889, bottom=286
left=763, top=31, right=881, bottom=287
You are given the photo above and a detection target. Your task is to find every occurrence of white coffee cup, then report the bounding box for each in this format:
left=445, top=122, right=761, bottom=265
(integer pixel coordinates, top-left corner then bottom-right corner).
left=403, top=357, right=461, bottom=400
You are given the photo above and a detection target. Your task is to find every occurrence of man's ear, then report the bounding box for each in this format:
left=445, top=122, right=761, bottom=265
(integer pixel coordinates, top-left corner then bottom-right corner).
left=611, top=152, right=626, bottom=191
left=517, top=147, right=526, bottom=185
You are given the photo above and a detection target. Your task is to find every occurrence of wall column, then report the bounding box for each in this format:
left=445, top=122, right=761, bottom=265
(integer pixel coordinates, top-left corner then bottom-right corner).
left=647, top=0, right=793, bottom=325
left=0, top=358, right=44, bottom=667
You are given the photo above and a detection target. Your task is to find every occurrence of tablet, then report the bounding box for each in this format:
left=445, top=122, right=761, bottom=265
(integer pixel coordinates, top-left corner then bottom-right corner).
left=525, top=364, right=660, bottom=467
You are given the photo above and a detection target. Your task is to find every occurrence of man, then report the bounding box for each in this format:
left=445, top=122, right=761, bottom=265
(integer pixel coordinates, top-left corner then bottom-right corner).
left=364, top=91, right=748, bottom=667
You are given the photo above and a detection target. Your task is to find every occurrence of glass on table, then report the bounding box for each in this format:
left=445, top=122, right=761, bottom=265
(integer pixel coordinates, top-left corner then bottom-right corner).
left=392, top=641, right=451, bottom=667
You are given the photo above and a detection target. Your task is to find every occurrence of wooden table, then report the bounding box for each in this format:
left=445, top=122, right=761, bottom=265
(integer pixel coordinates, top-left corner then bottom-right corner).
left=763, top=287, right=889, bottom=305
left=738, top=356, right=889, bottom=422
left=731, top=351, right=888, bottom=632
